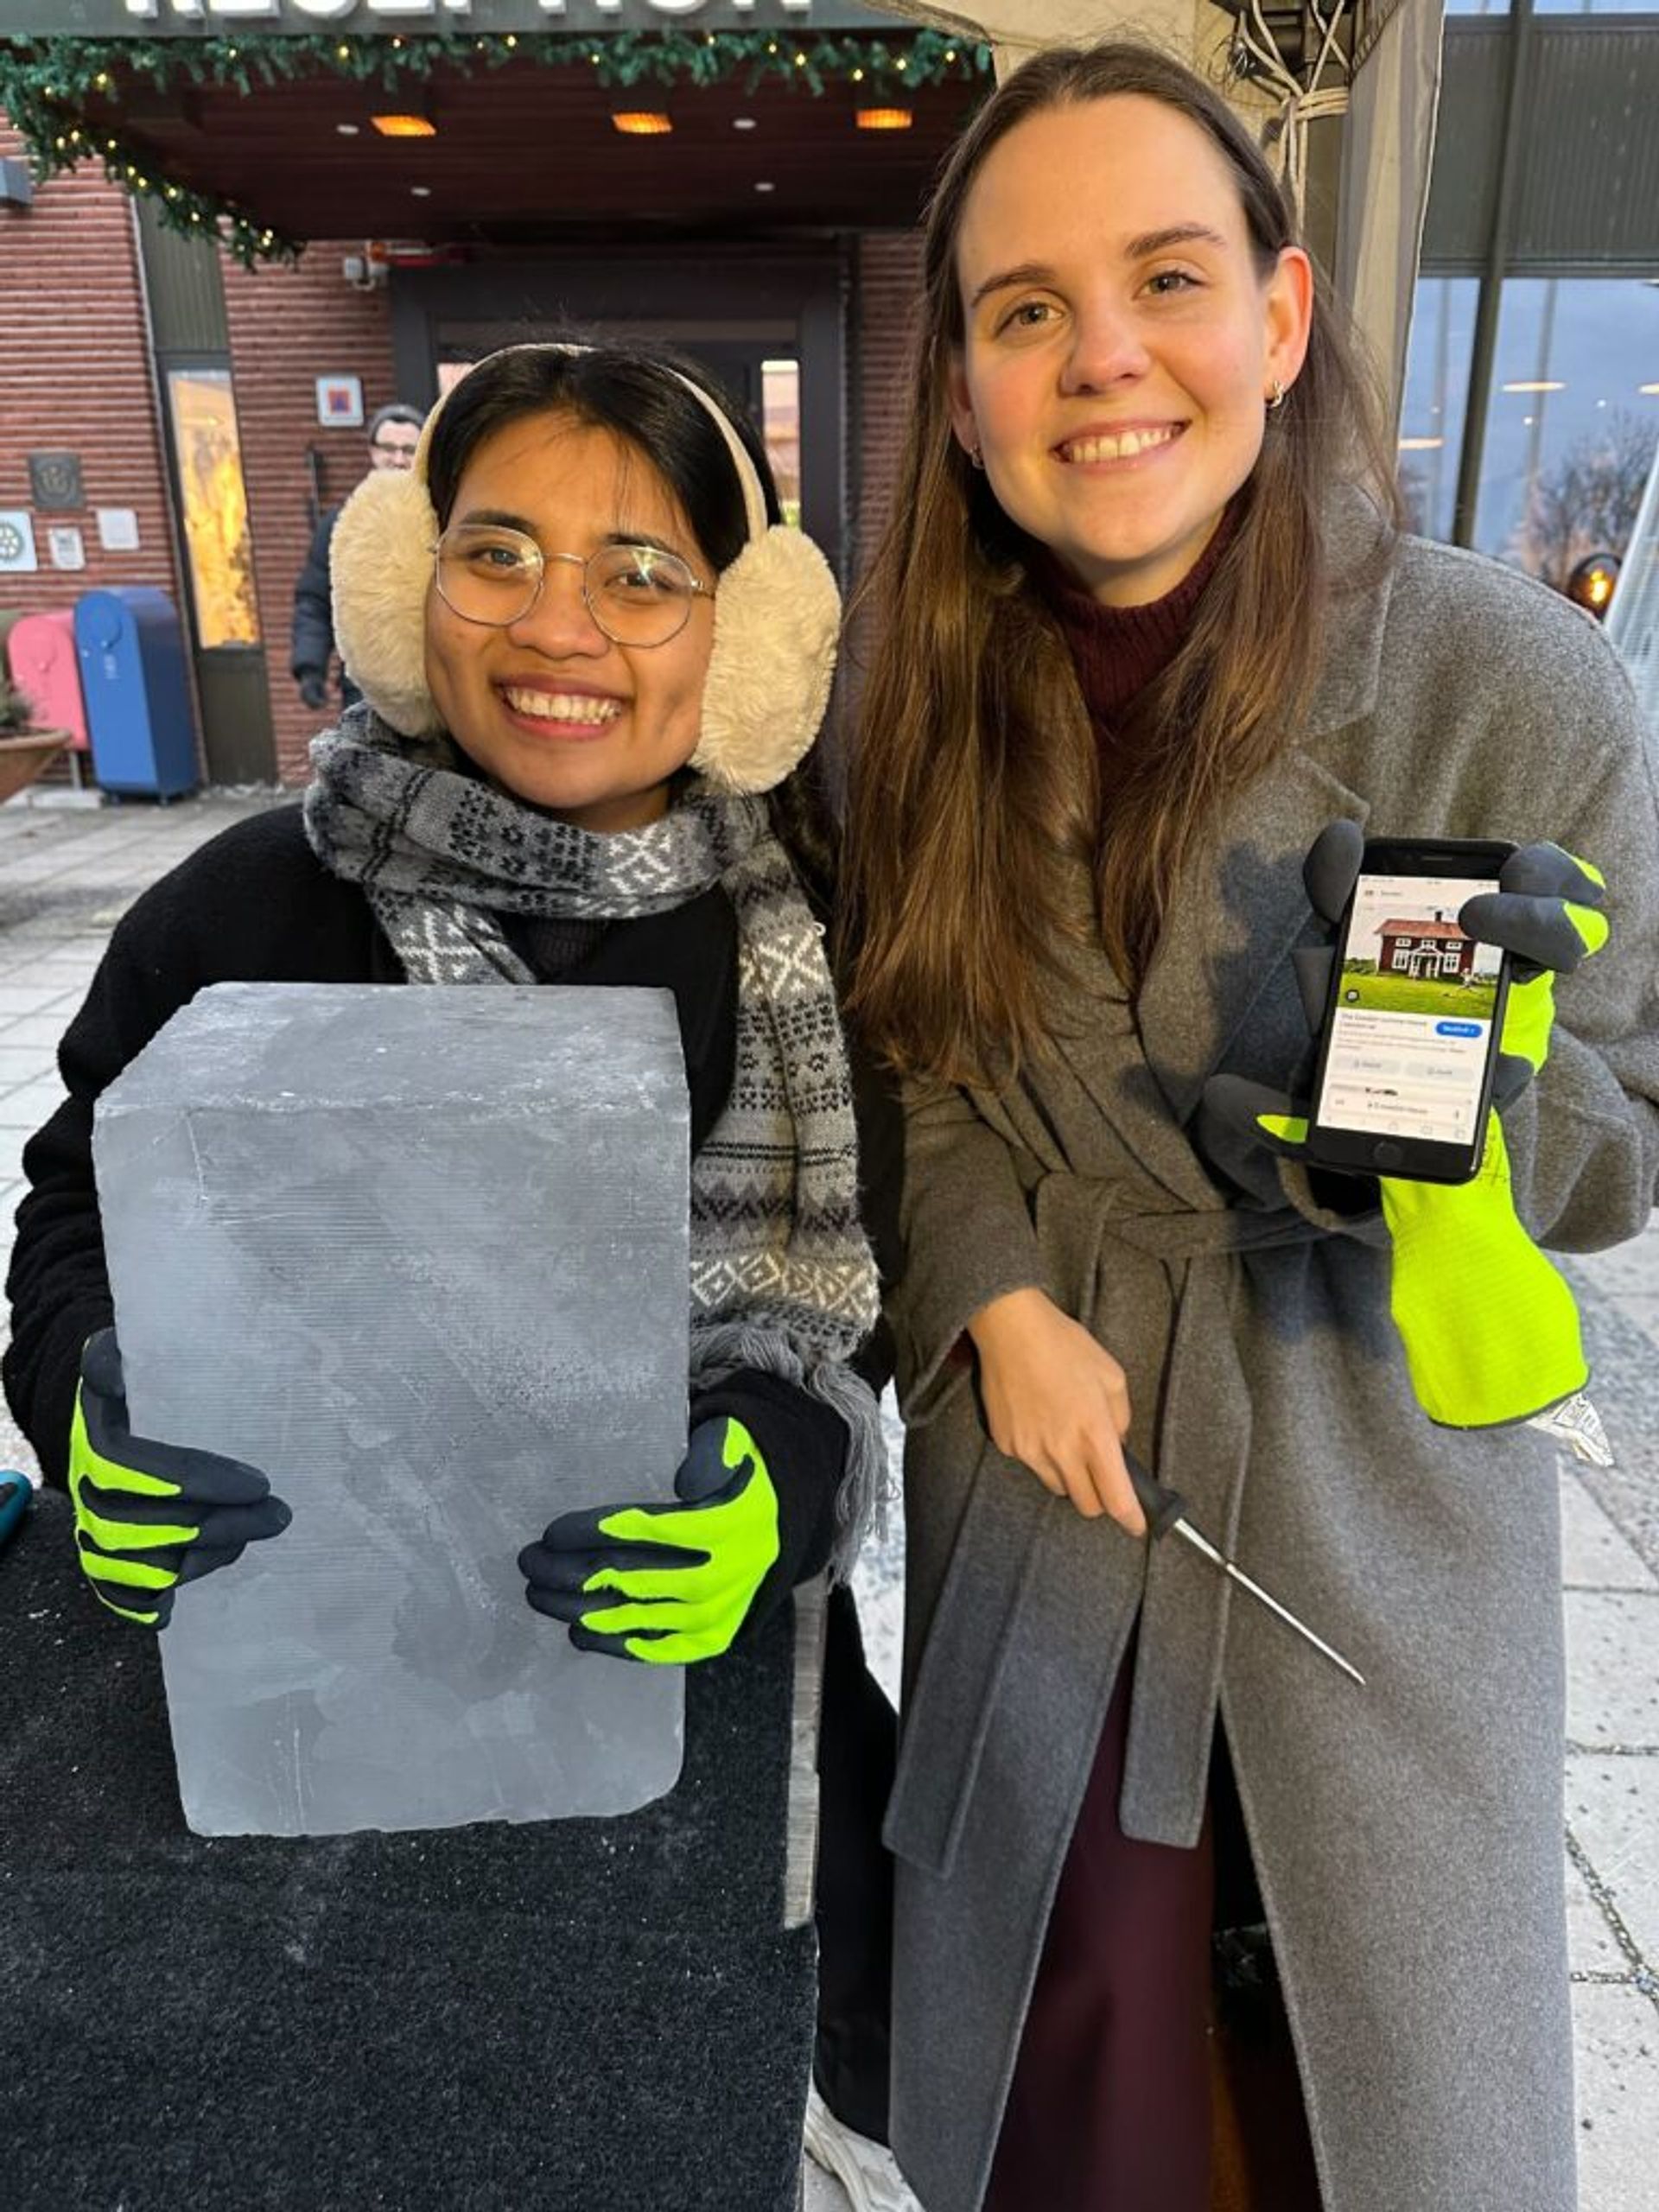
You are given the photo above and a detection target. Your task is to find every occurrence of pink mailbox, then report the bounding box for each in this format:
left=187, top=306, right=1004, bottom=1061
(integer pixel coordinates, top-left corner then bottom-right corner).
left=7, top=610, right=90, bottom=753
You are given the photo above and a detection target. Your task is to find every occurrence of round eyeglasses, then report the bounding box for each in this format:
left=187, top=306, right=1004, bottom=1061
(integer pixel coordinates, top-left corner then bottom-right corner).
left=433, top=524, right=711, bottom=647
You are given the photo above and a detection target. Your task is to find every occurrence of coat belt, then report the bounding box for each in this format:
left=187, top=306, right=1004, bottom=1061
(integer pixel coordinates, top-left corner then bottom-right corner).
left=886, top=1178, right=1338, bottom=1875
left=1055, top=1181, right=1333, bottom=1848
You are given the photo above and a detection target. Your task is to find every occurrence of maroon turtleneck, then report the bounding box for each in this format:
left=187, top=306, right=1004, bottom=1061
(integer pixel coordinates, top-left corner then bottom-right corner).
left=1033, top=507, right=1237, bottom=766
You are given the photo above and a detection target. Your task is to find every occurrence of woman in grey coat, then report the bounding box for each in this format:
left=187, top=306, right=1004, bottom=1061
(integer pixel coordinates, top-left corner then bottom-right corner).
left=839, top=41, right=1659, bottom=2212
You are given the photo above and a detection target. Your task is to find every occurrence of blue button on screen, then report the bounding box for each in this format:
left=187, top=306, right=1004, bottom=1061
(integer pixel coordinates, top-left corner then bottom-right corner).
left=1435, top=1020, right=1483, bottom=1038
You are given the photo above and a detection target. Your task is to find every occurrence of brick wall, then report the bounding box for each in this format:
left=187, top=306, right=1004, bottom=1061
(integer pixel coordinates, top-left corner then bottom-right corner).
left=839, top=230, right=924, bottom=750
left=851, top=230, right=925, bottom=587
left=0, top=118, right=179, bottom=646
left=223, top=250, right=401, bottom=785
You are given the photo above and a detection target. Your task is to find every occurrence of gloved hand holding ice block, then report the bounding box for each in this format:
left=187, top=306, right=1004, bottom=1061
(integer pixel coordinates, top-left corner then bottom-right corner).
left=92, top=982, right=690, bottom=1838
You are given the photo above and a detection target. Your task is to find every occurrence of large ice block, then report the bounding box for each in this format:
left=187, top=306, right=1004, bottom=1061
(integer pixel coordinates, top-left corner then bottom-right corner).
left=93, top=982, right=690, bottom=1838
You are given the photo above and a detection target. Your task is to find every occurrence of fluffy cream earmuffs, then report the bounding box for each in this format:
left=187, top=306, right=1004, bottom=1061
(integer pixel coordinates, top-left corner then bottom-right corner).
left=329, top=349, right=841, bottom=796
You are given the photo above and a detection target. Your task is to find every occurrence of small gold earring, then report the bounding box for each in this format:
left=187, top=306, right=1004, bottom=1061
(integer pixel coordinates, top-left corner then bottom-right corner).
left=1266, top=378, right=1287, bottom=411
left=968, top=442, right=985, bottom=470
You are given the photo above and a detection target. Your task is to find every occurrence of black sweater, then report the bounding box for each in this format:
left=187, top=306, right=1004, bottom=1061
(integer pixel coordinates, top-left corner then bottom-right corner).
left=3, top=801, right=847, bottom=1621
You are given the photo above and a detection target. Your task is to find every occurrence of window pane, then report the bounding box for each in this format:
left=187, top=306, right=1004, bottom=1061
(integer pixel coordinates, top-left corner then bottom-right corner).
left=1472, top=278, right=1659, bottom=587
left=165, top=368, right=259, bottom=649
left=1398, top=276, right=1480, bottom=542
left=1535, top=0, right=1656, bottom=15
left=1445, top=0, right=1510, bottom=14
left=761, top=357, right=801, bottom=528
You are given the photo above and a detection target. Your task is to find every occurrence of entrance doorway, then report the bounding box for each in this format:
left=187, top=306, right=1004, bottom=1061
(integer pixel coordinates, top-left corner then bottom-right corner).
left=392, top=245, right=849, bottom=570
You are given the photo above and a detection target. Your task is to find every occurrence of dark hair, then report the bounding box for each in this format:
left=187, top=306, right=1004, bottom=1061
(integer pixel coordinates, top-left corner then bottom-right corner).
left=424, top=343, right=779, bottom=575
left=368, top=402, right=424, bottom=442
left=842, top=41, right=1399, bottom=1081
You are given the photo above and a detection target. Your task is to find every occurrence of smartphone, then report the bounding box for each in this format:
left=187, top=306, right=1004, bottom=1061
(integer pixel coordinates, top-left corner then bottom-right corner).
left=1304, top=837, right=1514, bottom=1185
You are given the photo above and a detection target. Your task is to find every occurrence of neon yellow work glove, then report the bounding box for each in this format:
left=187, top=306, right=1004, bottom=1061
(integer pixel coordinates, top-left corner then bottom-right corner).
left=68, top=1328, right=291, bottom=1626
left=1231, top=1099, right=1591, bottom=1427
left=518, top=1416, right=781, bottom=1664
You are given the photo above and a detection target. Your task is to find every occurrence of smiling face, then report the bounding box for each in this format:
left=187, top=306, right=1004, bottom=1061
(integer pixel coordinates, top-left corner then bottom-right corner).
left=948, top=94, right=1313, bottom=607
left=423, top=410, right=716, bottom=832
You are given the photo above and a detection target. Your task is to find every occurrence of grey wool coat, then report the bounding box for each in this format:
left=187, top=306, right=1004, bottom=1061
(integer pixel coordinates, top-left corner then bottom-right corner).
left=881, top=500, right=1659, bottom=2212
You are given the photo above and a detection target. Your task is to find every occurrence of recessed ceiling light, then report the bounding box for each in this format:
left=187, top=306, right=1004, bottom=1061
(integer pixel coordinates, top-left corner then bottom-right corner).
left=855, top=108, right=914, bottom=132
left=1396, top=436, right=1445, bottom=452
left=612, top=111, right=672, bottom=137
left=733, top=117, right=758, bottom=131
left=372, top=114, right=437, bottom=139
left=754, top=181, right=776, bottom=194
left=1501, top=380, right=1565, bottom=394
left=410, top=185, right=432, bottom=199
left=336, top=123, right=359, bottom=137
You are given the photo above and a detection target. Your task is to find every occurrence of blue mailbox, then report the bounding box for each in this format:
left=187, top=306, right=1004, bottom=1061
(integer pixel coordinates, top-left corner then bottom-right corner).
left=74, top=587, right=200, bottom=799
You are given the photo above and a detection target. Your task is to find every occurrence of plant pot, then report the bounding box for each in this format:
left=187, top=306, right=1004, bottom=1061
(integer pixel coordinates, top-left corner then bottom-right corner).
left=0, top=728, right=72, bottom=804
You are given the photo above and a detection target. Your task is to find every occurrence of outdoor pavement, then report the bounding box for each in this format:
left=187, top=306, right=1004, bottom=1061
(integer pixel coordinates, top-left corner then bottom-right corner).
left=1, top=788, right=1655, bottom=2212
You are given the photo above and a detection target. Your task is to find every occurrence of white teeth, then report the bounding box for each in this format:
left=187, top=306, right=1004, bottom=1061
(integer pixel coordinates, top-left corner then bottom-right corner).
left=1063, top=426, right=1180, bottom=463
left=502, top=689, right=622, bottom=722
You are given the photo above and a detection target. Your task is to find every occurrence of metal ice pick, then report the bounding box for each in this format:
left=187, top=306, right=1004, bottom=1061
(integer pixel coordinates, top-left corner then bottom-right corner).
left=1125, top=1449, right=1365, bottom=1687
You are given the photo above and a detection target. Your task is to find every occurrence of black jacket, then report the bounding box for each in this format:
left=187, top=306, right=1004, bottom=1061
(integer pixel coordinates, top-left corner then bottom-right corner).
left=290, top=506, right=361, bottom=708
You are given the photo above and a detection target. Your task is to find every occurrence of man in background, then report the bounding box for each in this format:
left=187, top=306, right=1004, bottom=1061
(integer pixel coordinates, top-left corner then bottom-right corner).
left=291, top=401, right=423, bottom=713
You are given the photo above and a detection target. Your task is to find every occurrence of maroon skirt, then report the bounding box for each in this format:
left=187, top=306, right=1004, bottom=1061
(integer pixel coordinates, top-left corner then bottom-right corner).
left=983, top=1646, right=1322, bottom=2212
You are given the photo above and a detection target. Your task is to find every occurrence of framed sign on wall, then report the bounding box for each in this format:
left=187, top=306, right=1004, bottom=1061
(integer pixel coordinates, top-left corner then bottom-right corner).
left=315, top=375, right=365, bottom=429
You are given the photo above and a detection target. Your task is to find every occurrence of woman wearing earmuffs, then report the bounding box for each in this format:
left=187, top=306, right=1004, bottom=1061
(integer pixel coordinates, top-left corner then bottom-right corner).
left=1, top=342, right=886, bottom=2209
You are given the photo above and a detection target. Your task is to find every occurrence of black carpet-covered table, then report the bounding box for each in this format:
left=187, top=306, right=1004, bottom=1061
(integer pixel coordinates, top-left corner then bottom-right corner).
left=0, top=1490, right=815, bottom=2212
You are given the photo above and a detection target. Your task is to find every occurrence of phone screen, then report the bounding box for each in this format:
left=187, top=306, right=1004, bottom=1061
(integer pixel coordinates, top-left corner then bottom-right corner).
left=1313, top=872, right=1503, bottom=1147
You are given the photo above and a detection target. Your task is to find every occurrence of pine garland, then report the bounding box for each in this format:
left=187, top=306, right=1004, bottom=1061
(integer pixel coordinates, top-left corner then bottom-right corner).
left=0, top=29, right=990, bottom=269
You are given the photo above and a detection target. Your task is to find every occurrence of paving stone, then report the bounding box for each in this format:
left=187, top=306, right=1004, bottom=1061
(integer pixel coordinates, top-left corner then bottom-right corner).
left=1599, top=1294, right=1659, bottom=1358
left=1564, top=1594, right=1659, bottom=1745
left=0, top=1014, right=71, bottom=1052
left=0, top=1084, right=67, bottom=1131
left=1560, top=1470, right=1659, bottom=1593
left=0, top=1046, right=48, bottom=1088
left=1567, top=1851, right=1630, bottom=1978
left=0, top=983, right=77, bottom=1018
left=1568, top=1757, right=1659, bottom=1966
left=13, top=957, right=99, bottom=992
left=1574, top=1296, right=1659, bottom=1575
left=1572, top=1981, right=1659, bottom=2212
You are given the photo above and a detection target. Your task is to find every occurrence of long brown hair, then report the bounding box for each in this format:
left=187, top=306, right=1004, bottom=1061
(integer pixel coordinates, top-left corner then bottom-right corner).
left=842, top=41, right=1398, bottom=1084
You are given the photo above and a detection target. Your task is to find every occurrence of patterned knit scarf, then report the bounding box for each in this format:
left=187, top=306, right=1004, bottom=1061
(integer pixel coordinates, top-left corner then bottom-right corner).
left=303, top=713, right=883, bottom=1572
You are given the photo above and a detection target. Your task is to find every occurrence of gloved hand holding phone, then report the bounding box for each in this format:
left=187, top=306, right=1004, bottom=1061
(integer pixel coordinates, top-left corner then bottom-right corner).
left=1201, top=821, right=1610, bottom=1436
